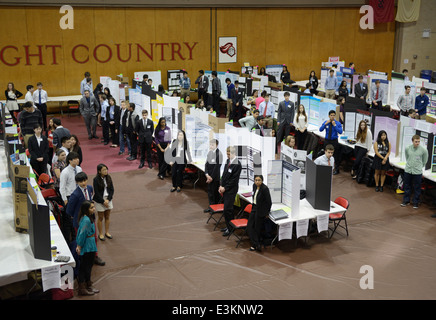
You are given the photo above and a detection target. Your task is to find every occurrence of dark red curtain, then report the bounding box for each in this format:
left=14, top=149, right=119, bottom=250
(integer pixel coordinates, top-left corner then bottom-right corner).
left=369, top=0, right=395, bottom=23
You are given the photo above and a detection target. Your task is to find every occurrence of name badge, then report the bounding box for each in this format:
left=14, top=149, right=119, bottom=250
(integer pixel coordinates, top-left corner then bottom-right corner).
left=422, top=100, right=425, bottom=104
left=228, top=168, right=232, bottom=173
left=164, top=130, right=168, bottom=133
left=147, top=125, right=151, bottom=129
left=211, top=159, right=215, bottom=163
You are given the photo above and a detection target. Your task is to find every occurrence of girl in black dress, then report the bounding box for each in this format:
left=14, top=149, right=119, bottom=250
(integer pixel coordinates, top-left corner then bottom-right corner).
left=373, top=130, right=391, bottom=192
left=247, top=175, right=272, bottom=252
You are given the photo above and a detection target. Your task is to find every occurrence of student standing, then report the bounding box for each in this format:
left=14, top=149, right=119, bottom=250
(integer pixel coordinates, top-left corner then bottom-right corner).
left=52, top=136, right=71, bottom=164
left=371, top=80, right=384, bottom=110
left=135, top=109, right=154, bottom=169
left=24, top=85, right=34, bottom=104
left=255, top=90, right=266, bottom=110
left=354, top=75, right=368, bottom=100
left=107, top=97, right=121, bottom=148
left=337, top=96, right=346, bottom=125
left=277, top=92, right=296, bottom=146
left=338, top=80, right=349, bottom=99
left=79, top=89, right=99, bottom=140
left=231, top=81, right=243, bottom=122
left=247, top=175, right=272, bottom=252
left=69, top=134, right=83, bottom=166
left=52, top=118, right=71, bottom=150
left=258, top=94, right=275, bottom=129
left=294, top=104, right=308, bottom=150
left=401, top=135, right=428, bottom=209
left=219, top=146, right=242, bottom=237
left=168, top=130, right=192, bottom=192
left=33, top=82, right=48, bottom=132
left=19, top=101, right=43, bottom=148
left=324, top=70, right=338, bottom=100
left=179, top=71, right=191, bottom=102
left=93, top=83, right=103, bottom=127
left=373, top=130, right=391, bottom=192
left=225, top=78, right=235, bottom=119
left=319, top=110, right=343, bottom=175
left=75, top=200, right=99, bottom=296
left=211, top=71, right=221, bottom=115
left=308, top=70, right=319, bottom=94
left=397, top=85, right=415, bottom=117
left=351, top=120, right=373, bottom=179
left=415, top=87, right=430, bottom=120
left=27, top=123, right=49, bottom=176
left=402, top=69, right=410, bottom=82
left=204, top=139, right=223, bottom=212
left=93, top=164, right=115, bottom=241
left=59, top=151, right=82, bottom=205
left=47, top=118, right=55, bottom=165
left=154, top=117, right=171, bottom=179
left=119, top=100, right=131, bottom=156
left=195, top=69, right=209, bottom=104
left=80, top=72, right=92, bottom=96
left=5, top=82, right=23, bottom=121
left=280, top=65, right=291, bottom=84
left=126, top=103, right=140, bottom=161
left=52, top=149, right=67, bottom=190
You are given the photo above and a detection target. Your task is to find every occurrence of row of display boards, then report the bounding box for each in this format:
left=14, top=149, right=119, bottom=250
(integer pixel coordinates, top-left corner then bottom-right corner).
left=0, top=103, right=75, bottom=292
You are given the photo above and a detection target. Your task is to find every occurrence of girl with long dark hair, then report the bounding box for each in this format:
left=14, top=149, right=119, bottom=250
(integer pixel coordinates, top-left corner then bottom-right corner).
left=168, top=130, right=192, bottom=192
left=93, top=164, right=114, bottom=241
left=373, top=130, right=391, bottom=192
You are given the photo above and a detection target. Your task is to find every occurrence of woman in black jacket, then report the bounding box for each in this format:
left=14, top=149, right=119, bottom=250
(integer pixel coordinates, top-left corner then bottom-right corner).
left=168, top=130, right=192, bottom=193
left=93, top=163, right=114, bottom=241
left=28, top=123, right=49, bottom=176
left=308, top=70, right=319, bottom=94
left=247, top=175, right=272, bottom=252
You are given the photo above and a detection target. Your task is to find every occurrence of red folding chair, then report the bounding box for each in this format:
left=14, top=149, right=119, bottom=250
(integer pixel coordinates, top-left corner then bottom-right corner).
left=328, top=197, right=350, bottom=239
left=206, top=194, right=225, bottom=230
left=227, top=204, right=252, bottom=247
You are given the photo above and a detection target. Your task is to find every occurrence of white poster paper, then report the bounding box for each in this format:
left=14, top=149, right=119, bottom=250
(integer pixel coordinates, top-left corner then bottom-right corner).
left=296, top=219, right=309, bottom=238
left=278, top=222, right=293, bottom=241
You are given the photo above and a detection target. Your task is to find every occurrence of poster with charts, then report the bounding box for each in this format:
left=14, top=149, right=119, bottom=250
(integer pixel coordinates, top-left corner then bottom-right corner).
left=282, top=160, right=300, bottom=218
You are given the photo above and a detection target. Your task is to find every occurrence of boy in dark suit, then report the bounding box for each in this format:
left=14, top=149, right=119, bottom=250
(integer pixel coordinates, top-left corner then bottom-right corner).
left=126, top=103, right=140, bottom=161
left=219, top=146, right=242, bottom=236
left=231, top=80, right=244, bottom=122
left=204, top=139, right=223, bottom=213
left=354, top=75, right=368, bottom=100
left=135, top=109, right=155, bottom=169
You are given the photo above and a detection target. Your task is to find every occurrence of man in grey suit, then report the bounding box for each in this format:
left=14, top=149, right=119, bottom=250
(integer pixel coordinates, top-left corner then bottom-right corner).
left=195, top=69, right=209, bottom=105
left=80, top=89, right=99, bottom=139
left=277, top=91, right=295, bottom=146
left=354, top=75, right=368, bottom=100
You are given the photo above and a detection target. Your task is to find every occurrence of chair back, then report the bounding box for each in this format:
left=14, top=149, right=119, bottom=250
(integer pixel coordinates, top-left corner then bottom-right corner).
left=334, top=197, right=349, bottom=210
left=244, top=204, right=252, bottom=214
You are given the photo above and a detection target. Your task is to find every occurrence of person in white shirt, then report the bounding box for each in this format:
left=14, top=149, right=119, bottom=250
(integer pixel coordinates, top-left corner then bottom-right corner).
left=258, top=94, right=275, bottom=128
left=24, top=85, right=34, bottom=104
left=52, top=136, right=71, bottom=164
left=33, top=82, right=48, bottom=132
left=59, top=151, right=82, bottom=205
left=294, top=104, right=308, bottom=150
left=314, top=144, right=335, bottom=169
left=351, top=120, right=373, bottom=179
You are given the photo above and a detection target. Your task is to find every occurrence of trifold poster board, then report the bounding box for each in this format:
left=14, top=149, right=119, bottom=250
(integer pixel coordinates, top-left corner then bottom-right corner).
left=265, top=65, right=283, bottom=83
left=373, top=116, right=400, bottom=157
left=306, top=156, right=332, bottom=211
left=225, top=124, right=275, bottom=186
left=398, top=115, right=436, bottom=161
left=27, top=179, right=51, bottom=261
left=280, top=142, right=307, bottom=190
left=301, top=95, right=336, bottom=128
left=267, top=160, right=300, bottom=218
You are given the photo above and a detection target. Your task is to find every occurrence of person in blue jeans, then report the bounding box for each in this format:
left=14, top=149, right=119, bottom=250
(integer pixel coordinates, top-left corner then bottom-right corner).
left=118, top=100, right=131, bottom=156
left=401, top=135, right=429, bottom=209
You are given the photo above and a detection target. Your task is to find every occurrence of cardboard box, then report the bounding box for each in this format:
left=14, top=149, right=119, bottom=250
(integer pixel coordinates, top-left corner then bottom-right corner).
left=208, top=114, right=228, bottom=133
left=10, top=163, right=31, bottom=232
left=116, top=75, right=129, bottom=84
left=426, top=114, right=436, bottom=124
